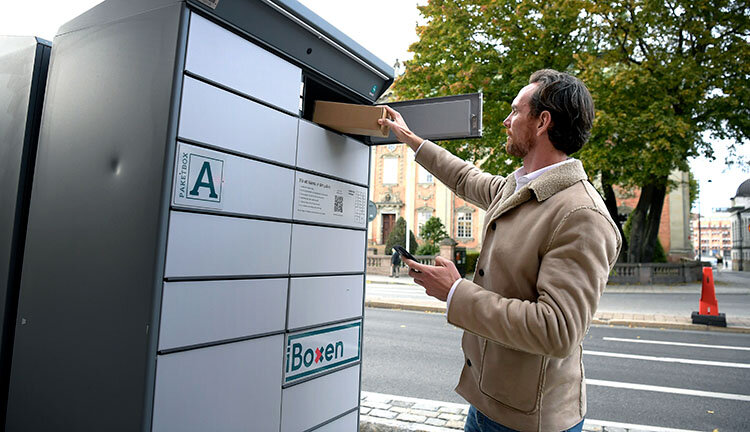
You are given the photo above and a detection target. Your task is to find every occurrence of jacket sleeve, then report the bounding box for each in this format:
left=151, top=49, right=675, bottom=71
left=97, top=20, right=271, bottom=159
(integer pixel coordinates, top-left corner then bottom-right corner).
left=446, top=207, right=621, bottom=358
left=415, top=140, right=505, bottom=211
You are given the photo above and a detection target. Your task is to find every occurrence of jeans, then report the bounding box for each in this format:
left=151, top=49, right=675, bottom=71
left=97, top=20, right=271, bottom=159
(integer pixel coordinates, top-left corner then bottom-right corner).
left=464, top=406, right=584, bottom=432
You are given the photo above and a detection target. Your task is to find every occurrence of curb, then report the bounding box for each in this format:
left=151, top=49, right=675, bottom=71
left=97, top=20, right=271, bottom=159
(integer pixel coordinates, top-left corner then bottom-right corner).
left=365, top=301, right=750, bottom=334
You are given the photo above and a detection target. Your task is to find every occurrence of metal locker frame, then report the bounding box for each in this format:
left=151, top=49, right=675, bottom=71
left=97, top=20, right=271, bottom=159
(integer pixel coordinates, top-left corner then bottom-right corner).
left=4, top=1, right=482, bottom=431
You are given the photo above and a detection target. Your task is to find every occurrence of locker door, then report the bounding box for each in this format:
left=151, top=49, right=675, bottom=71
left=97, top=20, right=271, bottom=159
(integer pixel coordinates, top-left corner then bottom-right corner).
left=368, top=93, right=483, bottom=145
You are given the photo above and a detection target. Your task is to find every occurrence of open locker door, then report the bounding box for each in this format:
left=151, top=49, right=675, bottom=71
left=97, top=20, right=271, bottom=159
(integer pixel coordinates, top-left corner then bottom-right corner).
left=368, top=93, right=483, bottom=145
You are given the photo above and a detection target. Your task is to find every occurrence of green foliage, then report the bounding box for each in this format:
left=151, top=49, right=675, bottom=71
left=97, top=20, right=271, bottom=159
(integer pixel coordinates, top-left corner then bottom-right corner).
left=420, top=217, right=449, bottom=247
left=385, top=217, right=418, bottom=255
left=395, top=0, right=748, bottom=262
left=415, top=242, right=440, bottom=256
left=465, top=251, right=480, bottom=273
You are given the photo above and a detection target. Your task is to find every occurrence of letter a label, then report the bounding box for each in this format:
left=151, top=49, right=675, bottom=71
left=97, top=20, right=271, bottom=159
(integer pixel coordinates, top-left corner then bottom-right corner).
left=173, top=143, right=225, bottom=209
left=187, top=153, right=223, bottom=203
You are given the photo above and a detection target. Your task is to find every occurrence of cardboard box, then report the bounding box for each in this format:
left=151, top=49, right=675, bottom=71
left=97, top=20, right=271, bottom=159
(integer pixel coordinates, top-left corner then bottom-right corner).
left=312, top=101, right=389, bottom=137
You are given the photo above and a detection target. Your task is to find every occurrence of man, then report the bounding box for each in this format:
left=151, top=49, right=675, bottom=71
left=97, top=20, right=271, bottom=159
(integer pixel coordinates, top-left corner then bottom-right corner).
left=378, top=70, right=621, bottom=432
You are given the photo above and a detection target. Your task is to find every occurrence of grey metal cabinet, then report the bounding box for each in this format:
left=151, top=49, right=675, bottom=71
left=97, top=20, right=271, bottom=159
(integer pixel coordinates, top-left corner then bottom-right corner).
left=4, top=1, right=481, bottom=431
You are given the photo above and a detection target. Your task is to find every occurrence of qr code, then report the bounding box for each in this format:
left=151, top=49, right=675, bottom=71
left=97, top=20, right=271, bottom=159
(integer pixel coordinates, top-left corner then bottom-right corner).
left=334, top=195, right=344, bottom=213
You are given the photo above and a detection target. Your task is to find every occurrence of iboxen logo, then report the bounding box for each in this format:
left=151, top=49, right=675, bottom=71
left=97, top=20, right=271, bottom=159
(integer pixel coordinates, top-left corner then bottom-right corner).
left=284, top=321, right=361, bottom=384
left=286, top=340, right=344, bottom=372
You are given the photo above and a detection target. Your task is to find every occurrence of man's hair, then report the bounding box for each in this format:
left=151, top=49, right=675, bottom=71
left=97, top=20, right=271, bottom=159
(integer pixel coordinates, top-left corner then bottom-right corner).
left=528, top=69, right=594, bottom=155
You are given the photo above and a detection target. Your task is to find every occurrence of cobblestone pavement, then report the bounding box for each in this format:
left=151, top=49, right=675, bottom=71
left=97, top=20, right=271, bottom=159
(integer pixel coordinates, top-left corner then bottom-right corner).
left=358, top=391, right=699, bottom=432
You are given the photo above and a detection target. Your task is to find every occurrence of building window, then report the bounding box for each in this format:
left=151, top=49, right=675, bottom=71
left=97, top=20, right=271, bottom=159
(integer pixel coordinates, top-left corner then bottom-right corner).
left=457, top=212, right=472, bottom=238
left=418, top=210, right=432, bottom=237
left=383, top=157, right=397, bottom=185
left=418, top=165, right=433, bottom=184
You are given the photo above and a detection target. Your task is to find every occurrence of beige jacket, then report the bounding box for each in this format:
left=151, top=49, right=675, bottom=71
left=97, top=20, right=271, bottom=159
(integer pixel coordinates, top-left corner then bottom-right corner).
left=415, top=141, right=621, bottom=431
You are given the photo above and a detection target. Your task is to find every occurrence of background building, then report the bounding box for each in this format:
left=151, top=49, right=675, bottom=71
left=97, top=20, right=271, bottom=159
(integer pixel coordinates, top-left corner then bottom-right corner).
left=729, top=178, right=750, bottom=271
left=690, top=214, right=732, bottom=259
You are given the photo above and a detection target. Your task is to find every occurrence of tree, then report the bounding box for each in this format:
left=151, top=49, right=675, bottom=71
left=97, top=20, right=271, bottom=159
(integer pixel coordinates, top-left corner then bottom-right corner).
left=421, top=216, right=449, bottom=247
left=385, top=217, right=418, bottom=255
left=394, top=0, right=749, bottom=262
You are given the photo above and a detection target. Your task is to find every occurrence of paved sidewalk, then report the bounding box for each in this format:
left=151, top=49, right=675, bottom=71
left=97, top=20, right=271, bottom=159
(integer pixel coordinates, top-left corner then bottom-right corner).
left=359, top=392, right=695, bottom=432
left=365, top=271, right=750, bottom=334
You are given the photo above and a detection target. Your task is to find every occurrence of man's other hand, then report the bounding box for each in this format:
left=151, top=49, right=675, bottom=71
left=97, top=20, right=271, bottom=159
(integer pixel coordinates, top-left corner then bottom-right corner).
left=403, top=256, right=461, bottom=302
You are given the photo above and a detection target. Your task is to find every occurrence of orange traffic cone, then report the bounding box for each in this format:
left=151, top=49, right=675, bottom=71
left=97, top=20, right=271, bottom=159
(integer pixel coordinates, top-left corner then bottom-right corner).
left=691, top=267, right=727, bottom=327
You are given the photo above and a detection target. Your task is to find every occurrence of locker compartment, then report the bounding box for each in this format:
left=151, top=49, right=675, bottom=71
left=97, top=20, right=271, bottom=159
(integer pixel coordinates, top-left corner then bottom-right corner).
left=287, top=275, right=364, bottom=330
left=289, top=224, right=365, bottom=274
left=172, top=141, right=295, bottom=218
left=158, top=278, right=287, bottom=351
left=152, top=335, right=283, bottom=432
left=185, top=13, right=301, bottom=115
left=178, top=76, right=298, bottom=166
left=293, top=171, right=368, bottom=229
left=296, top=120, right=369, bottom=186
left=281, top=365, right=360, bottom=432
left=165, top=211, right=291, bottom=278
left=312, top=411, right=358, bottom=432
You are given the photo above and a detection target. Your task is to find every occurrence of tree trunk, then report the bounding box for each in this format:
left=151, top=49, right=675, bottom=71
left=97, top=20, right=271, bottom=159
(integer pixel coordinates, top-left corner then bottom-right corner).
left=601, top=172, right=627, bottom=261
left=627, top=180, right=667, bottom=263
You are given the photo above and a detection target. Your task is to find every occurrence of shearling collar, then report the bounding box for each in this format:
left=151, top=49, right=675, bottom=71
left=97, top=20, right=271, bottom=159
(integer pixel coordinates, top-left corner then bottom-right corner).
left=489, top=159, right=589, bottom=221
left=527, top=159, right=588, bottom=202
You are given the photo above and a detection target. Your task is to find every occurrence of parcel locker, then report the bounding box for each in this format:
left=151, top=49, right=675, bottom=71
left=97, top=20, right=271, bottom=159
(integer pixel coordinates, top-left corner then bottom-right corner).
left=5, top=1, right=481, bottom=430
left=0, top=36, right=51, bottom=423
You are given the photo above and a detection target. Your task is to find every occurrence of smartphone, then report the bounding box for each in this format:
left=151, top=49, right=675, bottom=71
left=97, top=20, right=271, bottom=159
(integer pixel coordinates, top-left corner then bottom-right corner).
left=394, top=245, right=417, bottom=262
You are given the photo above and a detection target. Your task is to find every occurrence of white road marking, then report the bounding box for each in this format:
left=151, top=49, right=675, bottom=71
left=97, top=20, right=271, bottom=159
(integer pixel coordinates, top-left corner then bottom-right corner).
left=586, top=379, right=750, bottom=401
left=603, top=336, right=750, bottom=351
left=584, top=349, right=750, bottom=368
left=584, top=419, right=701, bottom=432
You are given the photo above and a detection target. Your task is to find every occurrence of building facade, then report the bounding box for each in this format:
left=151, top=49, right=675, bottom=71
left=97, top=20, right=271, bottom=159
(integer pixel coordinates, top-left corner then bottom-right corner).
left=690, top=214, right=732, bottom=259
left=368, top=143, right=485, bottom=251
left=729, top=178, right=750, bottom=271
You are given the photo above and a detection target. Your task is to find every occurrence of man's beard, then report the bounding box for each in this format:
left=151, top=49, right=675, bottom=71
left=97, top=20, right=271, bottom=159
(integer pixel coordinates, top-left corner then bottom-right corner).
left=505, top=135, right=530, bottom=158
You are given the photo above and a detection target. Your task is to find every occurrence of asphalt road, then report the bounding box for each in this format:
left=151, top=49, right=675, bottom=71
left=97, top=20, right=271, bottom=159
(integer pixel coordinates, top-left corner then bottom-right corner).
left=361, top=308, right=750, bottom=432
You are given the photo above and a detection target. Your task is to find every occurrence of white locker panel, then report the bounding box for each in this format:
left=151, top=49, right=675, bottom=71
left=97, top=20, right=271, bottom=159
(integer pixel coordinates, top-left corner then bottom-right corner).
left=293, top=172, right=368, bottom=229
left=185, top=13, right=302, bottom=115
left=297, top=120, right=370, bottom=186
left=288, top=275, right=364, bottom=330
left=281, top=365, right=360, bottom=432
left=152, top=335, right=283, bottom=432
left=289, top=225, right=366, bottom=274
left=159, top=278, right=287, bottom=351
left=172, top=142, right=295, bottom=218
left=165, top=211, right=291, bottom=278
left=312, top=411, right=358, bottom=432
left=178, top=77, right=298, bottom=166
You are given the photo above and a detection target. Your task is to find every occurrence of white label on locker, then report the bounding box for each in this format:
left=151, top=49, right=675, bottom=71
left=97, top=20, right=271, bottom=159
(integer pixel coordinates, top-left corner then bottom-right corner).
left=173, top=147, right=224, bottom=208
left=284, top=321, right=361, bottom=384
left=293, top=172, right=367, bottom=228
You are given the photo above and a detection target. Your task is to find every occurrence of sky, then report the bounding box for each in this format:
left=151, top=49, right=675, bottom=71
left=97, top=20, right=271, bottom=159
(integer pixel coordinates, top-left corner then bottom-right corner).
left=2, top=0, right=748, bottom=215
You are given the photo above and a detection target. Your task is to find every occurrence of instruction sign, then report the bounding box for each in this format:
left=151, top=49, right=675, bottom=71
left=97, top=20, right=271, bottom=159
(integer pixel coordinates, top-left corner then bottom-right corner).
left=293, top=172, right=367, bottom=228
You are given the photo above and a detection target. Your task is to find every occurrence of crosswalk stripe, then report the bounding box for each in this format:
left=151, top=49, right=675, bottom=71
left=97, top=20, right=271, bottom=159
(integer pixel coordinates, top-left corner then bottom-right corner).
left=586, top=379, right=750, bottom=401
left=603, top=336, right=750, bottom=351
left=584, top=349, right=750, bottom=368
